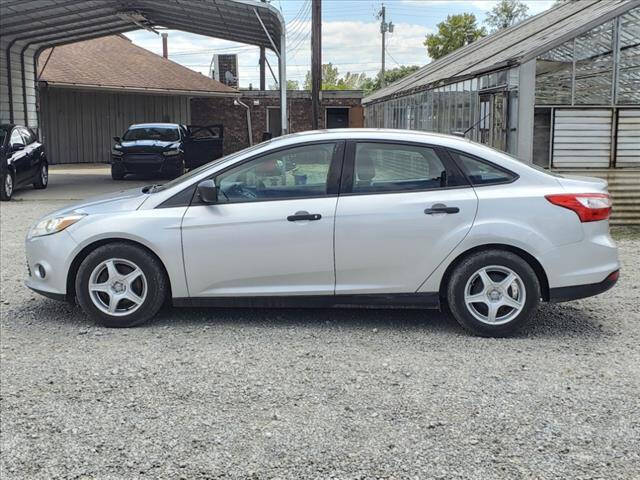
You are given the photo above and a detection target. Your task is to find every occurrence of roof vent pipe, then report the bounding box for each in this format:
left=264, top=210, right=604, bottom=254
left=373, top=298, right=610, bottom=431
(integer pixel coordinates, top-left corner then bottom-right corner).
left=161, top=33, right=168, bottom=59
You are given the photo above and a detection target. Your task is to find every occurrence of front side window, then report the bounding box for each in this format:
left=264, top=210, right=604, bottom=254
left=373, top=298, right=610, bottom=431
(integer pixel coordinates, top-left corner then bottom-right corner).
left=18, top=127, right=34, bottom=145
left=352, top=142, right=464, bottom=193
left=215, top=143, right=336, bottom=203
left=9, top=128, right=23, bottom=147
left=449, top=151, right=516, bottom=185
left=123, top=127, right=179, bottom=142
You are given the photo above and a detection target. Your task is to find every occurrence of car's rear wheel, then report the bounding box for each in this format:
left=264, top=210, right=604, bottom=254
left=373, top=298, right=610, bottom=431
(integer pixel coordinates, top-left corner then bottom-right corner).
left=75, top=243, right=168, bottom=327
left=1, top=170, right=14, bottom=201
left=111, top=164, right=125, bottom=180
left=33, top=161, right=48, bottom=189
left=446, top=250, right=540, bottom=337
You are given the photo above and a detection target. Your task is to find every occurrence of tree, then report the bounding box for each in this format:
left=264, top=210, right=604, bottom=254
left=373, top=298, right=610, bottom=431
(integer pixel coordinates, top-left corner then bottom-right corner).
left=424, top=14, right=486, bottom=61
left=304, top=63, right=370, bottom=90
left=485, top=0, right=529, bottom=32
left=268, top=79, right=301, bottom=90
left=361, top=65, right=421, bottom=94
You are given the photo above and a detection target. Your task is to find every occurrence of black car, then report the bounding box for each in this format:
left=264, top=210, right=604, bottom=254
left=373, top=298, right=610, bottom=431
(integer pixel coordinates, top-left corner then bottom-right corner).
left=111, top=123, right=223, bottom=180
left=0, top=124, right=48, bottom=201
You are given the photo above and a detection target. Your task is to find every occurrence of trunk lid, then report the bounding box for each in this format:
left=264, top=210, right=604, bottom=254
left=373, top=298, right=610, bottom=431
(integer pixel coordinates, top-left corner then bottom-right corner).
left=556, top=174, right=608, bottom=193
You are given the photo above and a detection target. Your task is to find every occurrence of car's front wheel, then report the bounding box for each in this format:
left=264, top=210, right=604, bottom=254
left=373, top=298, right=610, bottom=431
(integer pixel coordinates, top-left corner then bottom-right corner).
left=446, top=250, right=540, bottom=337
left=111, top=163, right=125, bottom=180
left=75, top=243, right=168, bottom=327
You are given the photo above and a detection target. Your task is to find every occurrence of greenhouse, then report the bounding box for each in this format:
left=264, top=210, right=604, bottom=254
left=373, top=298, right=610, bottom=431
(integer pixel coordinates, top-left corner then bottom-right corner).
left=363, top=0, right=639, bottom=170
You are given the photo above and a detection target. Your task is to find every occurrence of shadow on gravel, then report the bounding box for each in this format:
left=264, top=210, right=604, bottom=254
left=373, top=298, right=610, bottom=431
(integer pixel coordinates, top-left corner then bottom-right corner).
left=7, top=296, right=606, bottom=340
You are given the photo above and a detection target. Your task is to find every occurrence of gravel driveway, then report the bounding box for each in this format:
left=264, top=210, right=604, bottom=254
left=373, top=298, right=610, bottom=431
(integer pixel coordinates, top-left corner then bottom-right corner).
left=1, top=199, right=639, bottom=480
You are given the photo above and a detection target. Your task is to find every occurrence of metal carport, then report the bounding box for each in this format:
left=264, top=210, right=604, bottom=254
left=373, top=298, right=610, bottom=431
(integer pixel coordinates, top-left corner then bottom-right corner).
left=0, top=0, right=287, bottom=134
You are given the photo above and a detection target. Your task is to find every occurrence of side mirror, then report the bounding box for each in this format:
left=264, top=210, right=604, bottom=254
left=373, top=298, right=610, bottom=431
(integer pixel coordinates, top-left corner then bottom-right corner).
left=12, top=143, right=25, bottom=152
left=113, top=136, right=121, bottom=143
left=197, top=179, right=218, bottom=204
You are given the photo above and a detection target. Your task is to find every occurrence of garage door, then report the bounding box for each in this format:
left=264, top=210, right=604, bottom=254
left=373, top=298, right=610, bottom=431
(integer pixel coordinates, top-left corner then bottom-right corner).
left=552, top=109, right=612, bottom=168
left=616, top=109, right=640, bottom=167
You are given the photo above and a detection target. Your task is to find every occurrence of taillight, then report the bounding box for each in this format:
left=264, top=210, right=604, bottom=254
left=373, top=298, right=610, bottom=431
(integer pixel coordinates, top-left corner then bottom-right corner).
left=545, top=193, right=612, bottom=222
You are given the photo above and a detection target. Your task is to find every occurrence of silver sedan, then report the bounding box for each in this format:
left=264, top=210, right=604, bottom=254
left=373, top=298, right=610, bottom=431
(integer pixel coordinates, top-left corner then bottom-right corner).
left=25, top=130, right=619, bottom=336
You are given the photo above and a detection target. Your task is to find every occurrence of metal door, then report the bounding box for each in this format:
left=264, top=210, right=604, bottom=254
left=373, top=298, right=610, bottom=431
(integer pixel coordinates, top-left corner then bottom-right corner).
left=616, top=109, right=640, bottom=167
left=552, top=109, right=612, bottom=168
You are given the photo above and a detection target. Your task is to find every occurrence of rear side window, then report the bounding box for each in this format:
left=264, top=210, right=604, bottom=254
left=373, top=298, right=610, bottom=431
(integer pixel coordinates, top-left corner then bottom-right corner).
left=449, top=151, right=516, bottom=186
left=352, top=142, right=466, bottom=194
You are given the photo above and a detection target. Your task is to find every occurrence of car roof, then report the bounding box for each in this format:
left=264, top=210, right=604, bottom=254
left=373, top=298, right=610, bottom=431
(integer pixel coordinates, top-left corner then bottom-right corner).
left=128, top=123, right=180, bottom=129
left=262, top=128, right=535, bottom=176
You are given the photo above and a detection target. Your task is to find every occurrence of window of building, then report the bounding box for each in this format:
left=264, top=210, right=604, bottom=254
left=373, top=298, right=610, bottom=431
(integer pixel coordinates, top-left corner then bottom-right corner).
left=617, top=8, right=640, bottom=104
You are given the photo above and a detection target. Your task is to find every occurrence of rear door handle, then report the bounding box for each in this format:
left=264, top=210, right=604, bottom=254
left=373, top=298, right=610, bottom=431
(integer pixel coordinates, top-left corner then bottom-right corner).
left=424, top=204, right=460, bottom=215
left=287, top=211, right=322, bottom=222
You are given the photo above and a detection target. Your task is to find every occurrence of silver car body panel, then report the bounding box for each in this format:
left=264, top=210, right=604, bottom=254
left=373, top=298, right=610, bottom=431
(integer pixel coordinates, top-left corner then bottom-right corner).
left=24, top=129, right=619, bottom=302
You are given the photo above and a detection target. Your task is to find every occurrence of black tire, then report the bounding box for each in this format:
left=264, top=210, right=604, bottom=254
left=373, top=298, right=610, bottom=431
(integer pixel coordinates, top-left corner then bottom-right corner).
left=446, top=250, right=540, bottom=337
left=167, top=159, right=185, bottom=179
left=111, top=164, right=125, bottom=180
left=75, top=243, right=169, bottom=328
left=1, top=170, right=14, bottom=201
left=33, top=161, right=48, bottom=189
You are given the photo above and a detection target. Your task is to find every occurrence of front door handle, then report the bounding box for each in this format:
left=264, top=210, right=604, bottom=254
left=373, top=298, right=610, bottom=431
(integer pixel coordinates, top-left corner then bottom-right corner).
left=424, top=204, right=460, bottom=215
left=287, top=211, right=322, bottom=222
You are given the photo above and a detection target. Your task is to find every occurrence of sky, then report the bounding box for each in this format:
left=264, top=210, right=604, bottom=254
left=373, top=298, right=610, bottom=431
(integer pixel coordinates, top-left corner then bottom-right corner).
left=124, top=0, right=555, bottom=88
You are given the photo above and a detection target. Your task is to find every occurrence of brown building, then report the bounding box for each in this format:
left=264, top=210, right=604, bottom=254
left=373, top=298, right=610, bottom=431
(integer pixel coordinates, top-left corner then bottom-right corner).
left=191, top=90, right=364, bottom=155
left=36, top=34, right=364, bottom=163
left=37, top=35, right=237, bottom=164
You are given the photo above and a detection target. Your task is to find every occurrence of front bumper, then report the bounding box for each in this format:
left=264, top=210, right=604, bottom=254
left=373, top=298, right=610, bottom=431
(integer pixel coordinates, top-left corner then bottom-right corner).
left=549, top=270, right=619, bottom=302
left=112, top=153, right=182, bottom=175
left=25, top=229, right=78, bottom=299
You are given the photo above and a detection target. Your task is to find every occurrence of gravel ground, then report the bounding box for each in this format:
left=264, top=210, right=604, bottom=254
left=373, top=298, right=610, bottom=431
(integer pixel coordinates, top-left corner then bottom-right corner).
left=1, top=199, right=639, bottom=480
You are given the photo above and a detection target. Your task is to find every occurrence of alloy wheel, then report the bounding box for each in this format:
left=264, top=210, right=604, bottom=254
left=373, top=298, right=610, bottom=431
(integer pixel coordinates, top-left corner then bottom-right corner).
left=88, top=258, right=147, bottom=316
left=41, top=165, right=48, bottom=186
left=464, top=265, right=526, bottom=325
left=5, top=173, right=13, bottom=197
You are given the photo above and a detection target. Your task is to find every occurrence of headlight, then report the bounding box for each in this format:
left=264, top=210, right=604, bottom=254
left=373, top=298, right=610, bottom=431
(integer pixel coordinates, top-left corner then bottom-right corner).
left=28, top=214, right=86, bottom=239
left=162, top=149, right=181, bottom=156
left=112, top=146, right=124, bottom=156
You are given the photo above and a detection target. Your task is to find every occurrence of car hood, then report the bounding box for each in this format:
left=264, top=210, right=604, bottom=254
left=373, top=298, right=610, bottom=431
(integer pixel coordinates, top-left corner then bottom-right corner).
left=47, top=187, right=150, bottom=217
left=118, top=140, right=179, bottom=153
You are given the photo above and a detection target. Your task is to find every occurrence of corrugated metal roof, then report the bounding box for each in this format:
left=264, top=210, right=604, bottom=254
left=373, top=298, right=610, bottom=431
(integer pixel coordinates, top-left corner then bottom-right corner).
left=0, top=0, right=284, bottom=53
left=363, top=0, right=639, bottom=105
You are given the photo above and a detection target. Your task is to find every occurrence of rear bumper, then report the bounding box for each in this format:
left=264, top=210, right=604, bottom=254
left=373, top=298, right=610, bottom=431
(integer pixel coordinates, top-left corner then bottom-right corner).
left=549, top=270, right=619, bottom=302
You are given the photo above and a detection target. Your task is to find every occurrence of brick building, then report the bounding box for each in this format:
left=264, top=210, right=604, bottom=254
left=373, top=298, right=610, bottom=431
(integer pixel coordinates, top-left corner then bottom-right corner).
left=192, top=90, right=364, bottom=155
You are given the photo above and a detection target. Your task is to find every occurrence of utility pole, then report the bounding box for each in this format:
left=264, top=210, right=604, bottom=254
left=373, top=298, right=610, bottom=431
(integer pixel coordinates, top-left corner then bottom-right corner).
left=378, top=4, right=393, bottom=88
left=311, top=0, right=321, bottom=129
left=259, top=0, right=266, bottom=90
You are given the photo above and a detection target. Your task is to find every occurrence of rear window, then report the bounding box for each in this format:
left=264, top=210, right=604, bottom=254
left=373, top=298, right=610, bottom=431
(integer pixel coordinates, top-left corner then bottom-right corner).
left=449, top=151, right=517, bottom=186
left=123, top=127, right=179, bottom=142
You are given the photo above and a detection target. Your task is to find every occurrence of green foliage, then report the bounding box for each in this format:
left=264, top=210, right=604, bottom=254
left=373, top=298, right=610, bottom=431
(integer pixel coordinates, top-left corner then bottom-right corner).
left=361, top=65, right=421, bottom=95
left=485, top=0, right=529, bottom=31
left=424, top=13, right=486, bottom=60
left=286, top=79, right=300, bottom=90
left=303, top=63, right=370, bottom=90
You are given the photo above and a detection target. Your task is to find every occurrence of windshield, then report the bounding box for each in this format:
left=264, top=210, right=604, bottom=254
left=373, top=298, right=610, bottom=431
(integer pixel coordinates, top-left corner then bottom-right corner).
left=153, top=141, right=270, bottom=192
left=123, top=127, right=179, bottom=142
